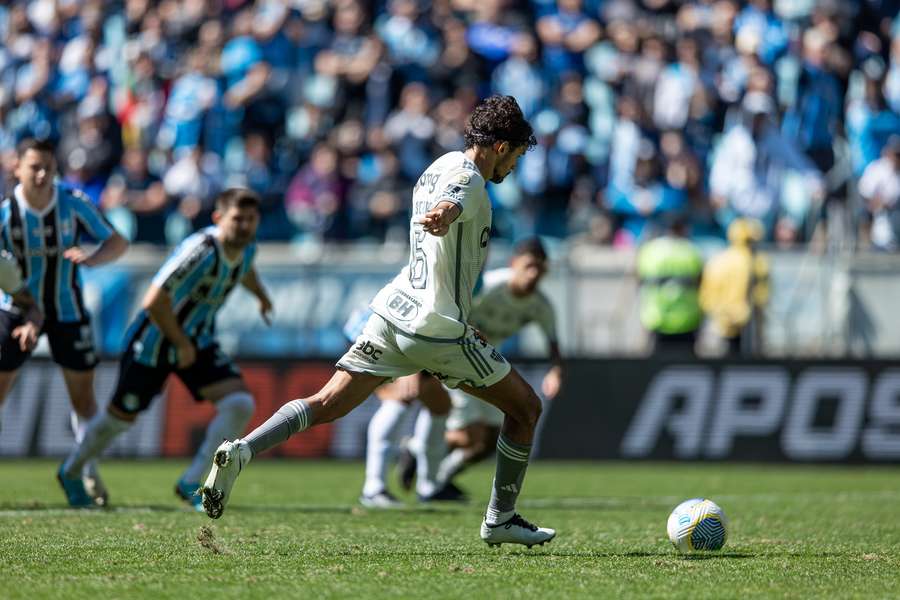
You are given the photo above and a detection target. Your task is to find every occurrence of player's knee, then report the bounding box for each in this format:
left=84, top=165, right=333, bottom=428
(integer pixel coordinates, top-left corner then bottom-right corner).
left=521, top=391, right=542, bottom=430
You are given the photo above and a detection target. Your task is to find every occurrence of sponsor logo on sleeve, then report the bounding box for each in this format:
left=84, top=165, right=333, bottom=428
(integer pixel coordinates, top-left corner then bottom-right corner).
left=386, top=291, right=420, bottom=321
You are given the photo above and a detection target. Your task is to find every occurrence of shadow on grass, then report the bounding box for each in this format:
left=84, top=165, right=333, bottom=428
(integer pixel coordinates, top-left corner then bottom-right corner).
left=0, top=501, right=471, bottom=517
left=520, top=498, right=675, bottom=511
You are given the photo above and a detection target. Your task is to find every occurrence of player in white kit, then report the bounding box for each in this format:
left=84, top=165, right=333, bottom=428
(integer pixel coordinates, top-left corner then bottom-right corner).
left=437, top=238, right=562, bottom=495
left=201, top=96, right=555, bottom=548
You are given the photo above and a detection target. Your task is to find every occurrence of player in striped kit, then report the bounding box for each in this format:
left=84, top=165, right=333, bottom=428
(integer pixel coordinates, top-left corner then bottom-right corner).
left=58, top=188, right=272, bottom=509
left=0, top=138, right=129, bottom=503
left=202, top=96, right=556, bottom=548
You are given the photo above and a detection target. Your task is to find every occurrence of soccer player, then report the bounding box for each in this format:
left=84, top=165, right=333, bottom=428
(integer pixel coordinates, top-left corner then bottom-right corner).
left=343, top=307, right=459, bottom=508
left=0, top=250, right=46, bottom=431
left=203, top=96, right=556, bottom=548
left=358, top=372, right=454, bottom=508
left=432, top=238, right=562, bottom=496
left=58, top=188, right=272, bottom=509
left=0, top=138, right=129, bottom=502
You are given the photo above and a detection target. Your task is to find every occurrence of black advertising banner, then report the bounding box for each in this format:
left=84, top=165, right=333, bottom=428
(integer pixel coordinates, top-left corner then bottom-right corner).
left=539, top=360, right=900, bottom=462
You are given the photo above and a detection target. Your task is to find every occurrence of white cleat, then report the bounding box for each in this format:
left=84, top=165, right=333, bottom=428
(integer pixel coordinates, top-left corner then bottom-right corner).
left=83, top=462, right=109, bottom=507
left=359, top=490, right=405, bottom=509
left=201, top=440, right=251, bottom=519
left=480, top=513, right=556, bottom=548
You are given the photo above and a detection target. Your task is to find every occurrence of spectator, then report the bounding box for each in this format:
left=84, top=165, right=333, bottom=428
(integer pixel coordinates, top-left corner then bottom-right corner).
left=101, top=147, right=169, bottom=243
left=780, top=29, right=843, bottom=173
left=846, top=65, right=900, bottom=176
left=163, top=145, right=222, bottom=233
left=699, top=218, right=770, bottom=356
left=314, top=0, right=382, bottom=119
left=156, top=50, right=218, bottom=151
left=285, top=142, right=345, bottom=240
left=858, top=136, right=900, bottom=250
left=384, top=82, right=435, bottom=181
left=709, top=92, right=825, bottom=238
left=536, top=0, right=601, bottom=79
left=732, top=0, right=788, bottom=66
left=375, top=0, right=440, bottom=83
left=653, top=36, right=703, bottom=131
left=59, top=97, right=123, bottom=204
left=492, top=34, right=544, bottom=119
left=636, top=217, right=705, bottom=356
left=607, top=139, right=687, bottom=246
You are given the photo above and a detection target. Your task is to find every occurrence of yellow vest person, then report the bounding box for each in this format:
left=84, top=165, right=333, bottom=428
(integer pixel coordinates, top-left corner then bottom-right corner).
left=637, top=224, right=704, bottom=356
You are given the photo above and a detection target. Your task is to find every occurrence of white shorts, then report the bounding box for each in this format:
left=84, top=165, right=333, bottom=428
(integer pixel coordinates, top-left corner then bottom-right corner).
left=337, top=312, right=510, bottom=389
left=446, top=387, right=504, bottom=431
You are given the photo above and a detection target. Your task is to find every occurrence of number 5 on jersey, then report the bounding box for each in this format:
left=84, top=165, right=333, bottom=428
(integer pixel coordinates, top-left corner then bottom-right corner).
left=409, top=223, right=428, bottom=289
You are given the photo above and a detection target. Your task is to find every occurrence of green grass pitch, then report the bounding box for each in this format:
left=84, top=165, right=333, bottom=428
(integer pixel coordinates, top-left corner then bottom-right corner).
left=2, top=459, right=900, bottom=599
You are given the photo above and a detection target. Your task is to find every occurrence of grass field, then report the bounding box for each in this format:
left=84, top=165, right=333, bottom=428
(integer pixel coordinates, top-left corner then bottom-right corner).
left=2, top=459, right=900, bottom=599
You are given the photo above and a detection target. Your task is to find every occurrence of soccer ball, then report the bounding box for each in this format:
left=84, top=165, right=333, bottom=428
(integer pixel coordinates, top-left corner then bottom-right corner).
left=666, top=498, right=728, bottom=552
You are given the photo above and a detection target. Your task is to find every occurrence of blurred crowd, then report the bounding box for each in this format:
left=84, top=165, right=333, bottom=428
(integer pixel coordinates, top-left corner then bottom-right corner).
left=0, top=0, right=898, bottom=249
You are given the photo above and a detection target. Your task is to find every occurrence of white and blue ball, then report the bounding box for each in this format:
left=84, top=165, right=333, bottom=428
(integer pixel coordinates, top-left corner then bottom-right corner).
left=666, top=498, right=728, bottom=552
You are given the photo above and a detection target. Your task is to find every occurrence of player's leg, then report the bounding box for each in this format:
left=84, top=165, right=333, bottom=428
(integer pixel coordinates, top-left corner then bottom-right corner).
left=360, top=377, right=417, bottom=508
left=460, top=367, right=555, bottom=547
left=173, top=346, right=255, bottom=510
left=59, top=355, right=166, bottom=507
left=51, top=320, right=107, bottom=503
left=202, top=369, right=388, bottom=518
left=399, top=329, right=554, bottom=546
left=0, top=371, right=18, bottom=432
left=175, top=379, right=254, bottom=510
left=434, top=389, right=501, bottom=494
left=202, top=312, right=413, bottom=519
left=409, top=374, right=456, bottom=501
left=60, top=368, right=107, bottom=502
left=0, top=310, right=34, bottom=432
left=437, top=422, right=500, bottom=494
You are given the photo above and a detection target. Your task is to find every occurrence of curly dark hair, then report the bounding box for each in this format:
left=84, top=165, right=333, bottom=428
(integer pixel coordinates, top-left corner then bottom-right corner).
left=464, top=95, right=537, bottom=151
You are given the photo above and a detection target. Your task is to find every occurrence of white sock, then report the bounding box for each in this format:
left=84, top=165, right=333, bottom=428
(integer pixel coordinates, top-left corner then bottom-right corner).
left=62, top=411, right=131, bottom=478
left=410, top=409, right=447, bottom=497
left=181, top=391, right=254, bottom=483
left=71, top=412, right=99, bottom=479
left=436, top=447, right=468, bottom=486
left=363, top=400, right=412, bottom=497
left=70, top=411, right=88, bottom=443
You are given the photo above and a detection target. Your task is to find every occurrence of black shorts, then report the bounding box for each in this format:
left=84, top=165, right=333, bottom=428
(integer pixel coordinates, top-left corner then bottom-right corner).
left=0, top=310, right=98, bottom=372
left=110, top=343, right=242, bottom=415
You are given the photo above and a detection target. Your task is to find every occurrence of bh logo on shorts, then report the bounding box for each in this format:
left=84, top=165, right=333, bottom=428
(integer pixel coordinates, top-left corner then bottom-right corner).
left=354, top=340, right=383, bottom=362
left=387, top=292, right=419, bottom=321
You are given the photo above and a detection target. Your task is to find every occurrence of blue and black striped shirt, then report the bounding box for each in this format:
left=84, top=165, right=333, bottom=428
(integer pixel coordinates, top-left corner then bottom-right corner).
left=125, top=227, right=256, bottom=367
left=0, top=184, right=115, bottom=322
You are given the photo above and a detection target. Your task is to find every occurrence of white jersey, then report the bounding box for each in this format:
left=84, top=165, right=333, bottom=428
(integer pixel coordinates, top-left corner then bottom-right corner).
left=371, top=151, right=491, bottom=341
left=469, top=268, right=557, bottom=346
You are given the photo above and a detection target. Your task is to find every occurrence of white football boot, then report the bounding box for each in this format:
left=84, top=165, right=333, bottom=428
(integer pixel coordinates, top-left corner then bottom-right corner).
left=480, top=513, right=556, bottom=548
left=359, top=490, right=405, bottom=509
left=201, top=440, right=251, bottom=519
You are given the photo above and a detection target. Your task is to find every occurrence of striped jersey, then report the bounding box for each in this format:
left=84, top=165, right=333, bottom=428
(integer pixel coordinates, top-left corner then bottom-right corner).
left=125, top=227, right=256, bottom=366
left=0, top=184, right=115, bottom=322
left=370, top=151, right=491, bottom=341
